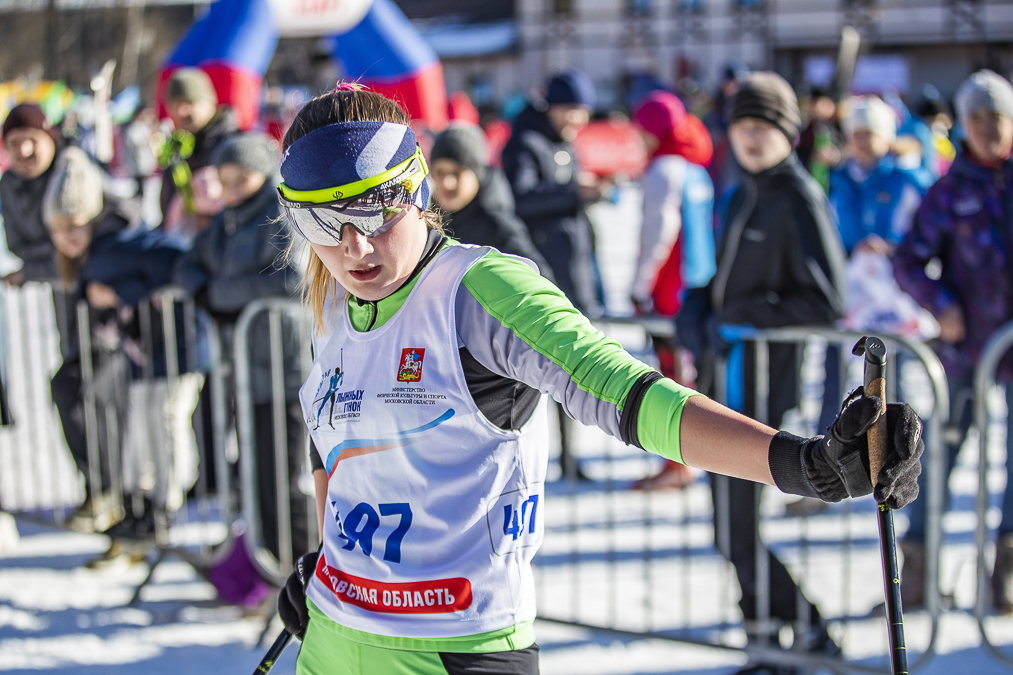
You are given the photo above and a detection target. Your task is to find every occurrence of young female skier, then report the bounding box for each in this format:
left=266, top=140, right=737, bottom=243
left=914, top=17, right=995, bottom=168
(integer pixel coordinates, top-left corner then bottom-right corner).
left=275, top=86, right=924, bottom=674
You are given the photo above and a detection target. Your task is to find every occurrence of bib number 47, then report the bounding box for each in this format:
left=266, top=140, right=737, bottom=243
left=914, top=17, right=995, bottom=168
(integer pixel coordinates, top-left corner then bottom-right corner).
left=503, top=495, right=538, bottom=541
left=333, top=502, right=413, bottom=563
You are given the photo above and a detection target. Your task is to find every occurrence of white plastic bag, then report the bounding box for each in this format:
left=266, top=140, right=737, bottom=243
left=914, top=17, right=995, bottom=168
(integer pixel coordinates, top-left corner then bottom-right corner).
left=842, top=251, right=939, bottom=340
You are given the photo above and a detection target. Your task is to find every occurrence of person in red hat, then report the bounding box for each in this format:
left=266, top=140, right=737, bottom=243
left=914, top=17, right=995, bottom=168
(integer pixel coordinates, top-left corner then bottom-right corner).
left=630, top=91, right=716, bottom=490
left=1, top=103, right=62, bottom=285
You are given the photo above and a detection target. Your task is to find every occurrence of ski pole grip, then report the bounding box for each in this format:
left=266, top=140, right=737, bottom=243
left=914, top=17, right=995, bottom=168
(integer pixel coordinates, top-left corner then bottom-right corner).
left=853, top=336, right=888, bottom=491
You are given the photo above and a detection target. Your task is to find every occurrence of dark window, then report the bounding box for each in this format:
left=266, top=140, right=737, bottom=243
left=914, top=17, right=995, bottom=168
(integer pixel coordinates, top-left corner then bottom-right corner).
left=628, top=0, right=652, bottom=15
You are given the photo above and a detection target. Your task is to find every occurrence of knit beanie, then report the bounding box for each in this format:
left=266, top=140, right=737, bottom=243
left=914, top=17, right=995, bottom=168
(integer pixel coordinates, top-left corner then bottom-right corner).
left=729, top=72, right=801, bottom=141
left=545, top=69, right=596, bottom=108
left=42, top=147, right=104, bottom=226
left=166, top=67, right=218, bottom=105
left=844, top=96, right=898, bottom=143
left=955, top=70, right=1013, bottom=123
left=634, top=91, right=688, bottom=140
left=2, top=103, right=59, bottom=143
left=430, top=123, right=488, bottom=177
left=213, top=133, right=279, bottom=176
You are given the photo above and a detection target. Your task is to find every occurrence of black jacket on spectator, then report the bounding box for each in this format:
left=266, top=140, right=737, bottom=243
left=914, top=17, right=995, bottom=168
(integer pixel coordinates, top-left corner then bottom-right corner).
left=159, top=107, right=241, bottom=218
left=501, top=103, right=601, bottom=315
left=0, top=162, right=58, bottom=281
left=442, top=168, right=553, bottom=280
left=174, top=176, right=301, bottom=402
left=677, top=152, right=846, bottom=415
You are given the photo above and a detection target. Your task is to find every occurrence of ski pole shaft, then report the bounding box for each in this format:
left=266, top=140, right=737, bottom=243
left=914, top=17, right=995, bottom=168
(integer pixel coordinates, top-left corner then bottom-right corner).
left=253, top=629, right=292, bottom=675
left=853, top=336, right=908, bottom=675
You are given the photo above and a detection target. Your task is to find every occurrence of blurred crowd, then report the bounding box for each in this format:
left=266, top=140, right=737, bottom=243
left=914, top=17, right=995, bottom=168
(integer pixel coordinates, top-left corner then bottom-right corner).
left=2, top=62, right=1013, bottom=665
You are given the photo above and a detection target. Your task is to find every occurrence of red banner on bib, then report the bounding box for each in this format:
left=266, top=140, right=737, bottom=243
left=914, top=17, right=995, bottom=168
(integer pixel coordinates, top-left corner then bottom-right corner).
left=315, top=555, right=472, bottom=614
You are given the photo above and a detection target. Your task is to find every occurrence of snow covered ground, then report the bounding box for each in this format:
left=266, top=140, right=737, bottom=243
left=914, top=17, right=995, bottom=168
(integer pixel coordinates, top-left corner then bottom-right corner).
left=3, top=186, right=1013, bottom=673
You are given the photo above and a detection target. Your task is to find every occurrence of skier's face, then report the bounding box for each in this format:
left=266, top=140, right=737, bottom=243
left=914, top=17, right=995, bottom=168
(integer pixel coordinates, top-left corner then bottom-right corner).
left=310, top=206, right=429, bottom=302
left=729, top=118, right=791, bottom=174
left=966, top=111, right=1013, bottom=164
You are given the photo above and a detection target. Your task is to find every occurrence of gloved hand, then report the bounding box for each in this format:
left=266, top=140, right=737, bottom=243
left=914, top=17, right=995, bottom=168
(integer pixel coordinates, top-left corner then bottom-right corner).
left=277, top=549, right=319, bottom=640
left=768, top=388, right=924, bottom=509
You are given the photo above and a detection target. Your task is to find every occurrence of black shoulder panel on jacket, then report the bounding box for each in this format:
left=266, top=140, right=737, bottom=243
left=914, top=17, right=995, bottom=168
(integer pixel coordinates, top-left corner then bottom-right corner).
left=459, top=347, right=541, bottom=430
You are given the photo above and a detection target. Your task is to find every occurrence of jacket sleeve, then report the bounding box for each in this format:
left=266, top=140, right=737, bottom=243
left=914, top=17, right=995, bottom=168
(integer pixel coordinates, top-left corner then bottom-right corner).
left=457, top=250, right=700, bottom=462
left=893, top=184, right=956, bottom=316
left=173, top=229, right=212, bottom=297
left=719, top=189, right=846, bottom=327
left=502, top=135, right=582, bottom=223
left=205, top=222, right=299, bottom=313
left=632, top=162, right=683, bottom=303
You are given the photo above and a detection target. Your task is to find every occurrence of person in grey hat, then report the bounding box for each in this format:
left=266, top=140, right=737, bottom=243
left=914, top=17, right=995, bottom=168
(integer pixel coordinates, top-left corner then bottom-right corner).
left=894, top=69, right=1013, bottom=612
left=173, top=132, right=308, bottom=563
left=676, top=71, right=847, bottom=671
left=159, top=67, right=241, bottom=222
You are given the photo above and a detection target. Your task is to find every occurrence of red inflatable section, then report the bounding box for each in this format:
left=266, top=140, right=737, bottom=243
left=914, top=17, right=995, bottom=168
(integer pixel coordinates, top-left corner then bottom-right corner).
left=574, top=120, right=648, bottom=179
left=362, top=63, right=449, bottom=131
left=156, top=62, right=263, bottom=131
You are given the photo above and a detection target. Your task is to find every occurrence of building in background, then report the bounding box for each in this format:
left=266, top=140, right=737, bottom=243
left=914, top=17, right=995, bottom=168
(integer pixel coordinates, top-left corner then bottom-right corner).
left=0, top=0, right=1010, bottom=114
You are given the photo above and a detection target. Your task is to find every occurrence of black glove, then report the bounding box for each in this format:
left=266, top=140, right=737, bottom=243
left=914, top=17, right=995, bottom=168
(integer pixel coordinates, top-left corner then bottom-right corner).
left=768, top=389, right=924, bottom=509
left=277, top=549, right=319, bottom=640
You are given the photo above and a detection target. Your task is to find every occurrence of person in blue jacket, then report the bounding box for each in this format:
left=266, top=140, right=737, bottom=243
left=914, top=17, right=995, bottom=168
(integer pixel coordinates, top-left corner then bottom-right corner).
left=830, top=95, right=926, bottom=257
left=817, top=96, right=929, bottom=441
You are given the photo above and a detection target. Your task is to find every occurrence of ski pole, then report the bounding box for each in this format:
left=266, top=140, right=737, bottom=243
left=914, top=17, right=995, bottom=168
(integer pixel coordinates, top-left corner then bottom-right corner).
left=252, top=629, right=292, bottom=675
left=853, top=336, right=908, bottom=675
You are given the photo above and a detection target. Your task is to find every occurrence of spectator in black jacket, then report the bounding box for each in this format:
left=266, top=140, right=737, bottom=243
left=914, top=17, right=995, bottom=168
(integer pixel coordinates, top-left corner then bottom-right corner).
left=430, top=123, right=551, bottom=278
left=173, top=133, right=307, bottom=563
left=501, top=70, right=603, bottom=317
left=676, top=72, right=847, bottom=671
left=1, top=104, right=61, bottom=284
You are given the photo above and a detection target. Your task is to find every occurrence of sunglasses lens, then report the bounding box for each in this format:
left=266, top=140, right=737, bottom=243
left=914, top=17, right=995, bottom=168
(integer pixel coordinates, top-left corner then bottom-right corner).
left=283, top=184, right=414, bottom=245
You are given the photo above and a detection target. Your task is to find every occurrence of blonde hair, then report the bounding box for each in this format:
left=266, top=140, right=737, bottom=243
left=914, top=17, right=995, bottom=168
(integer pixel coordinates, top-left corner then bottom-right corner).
left=282, top=85, right=443, bottom=332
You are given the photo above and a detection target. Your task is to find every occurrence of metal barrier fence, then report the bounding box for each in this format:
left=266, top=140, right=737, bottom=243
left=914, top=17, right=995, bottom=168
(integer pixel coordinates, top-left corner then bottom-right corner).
left=2, top=285, right=968, bottom=669
left=973, top=320, right=1013, bottom=668
left=0, top=283, right=254, bottom=602
left=533, top=320, right=950, bottom=673
left=233, top=297, right=318, bottom=585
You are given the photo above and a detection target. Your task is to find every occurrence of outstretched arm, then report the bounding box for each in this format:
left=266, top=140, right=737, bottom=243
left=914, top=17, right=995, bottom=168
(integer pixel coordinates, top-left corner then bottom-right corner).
left=679, top=396, right=775, bottom=484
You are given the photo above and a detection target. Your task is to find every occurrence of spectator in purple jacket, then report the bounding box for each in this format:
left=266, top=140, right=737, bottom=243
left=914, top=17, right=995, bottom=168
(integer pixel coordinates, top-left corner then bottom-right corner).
left=893, top=70, right=1013, bottom=612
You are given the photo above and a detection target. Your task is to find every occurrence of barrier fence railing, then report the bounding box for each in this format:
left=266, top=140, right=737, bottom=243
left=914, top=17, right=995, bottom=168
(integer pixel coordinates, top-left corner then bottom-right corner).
left=532, top=319, right=950, bottom=673
left=973, top=319, right=1013, bottom=668
left=233, top=297, right=318, bottom=586
left=1, top=287, right=964, bottom=669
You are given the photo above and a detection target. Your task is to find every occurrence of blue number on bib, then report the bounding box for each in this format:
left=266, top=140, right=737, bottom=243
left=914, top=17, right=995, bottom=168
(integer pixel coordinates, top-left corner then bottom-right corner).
left=342, top=503, right=380, bottom=555
left=335, top=501, right=414, bottom=562
left=379, top=503, right=413, bottom=563
left=503, top=495, right=539, bottom=541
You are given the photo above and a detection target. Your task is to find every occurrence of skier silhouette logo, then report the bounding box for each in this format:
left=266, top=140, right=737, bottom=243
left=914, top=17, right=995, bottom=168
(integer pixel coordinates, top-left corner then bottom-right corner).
left=314, top=350, right=344, bottom=429
left=397, top=348, right=425, bottom=382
